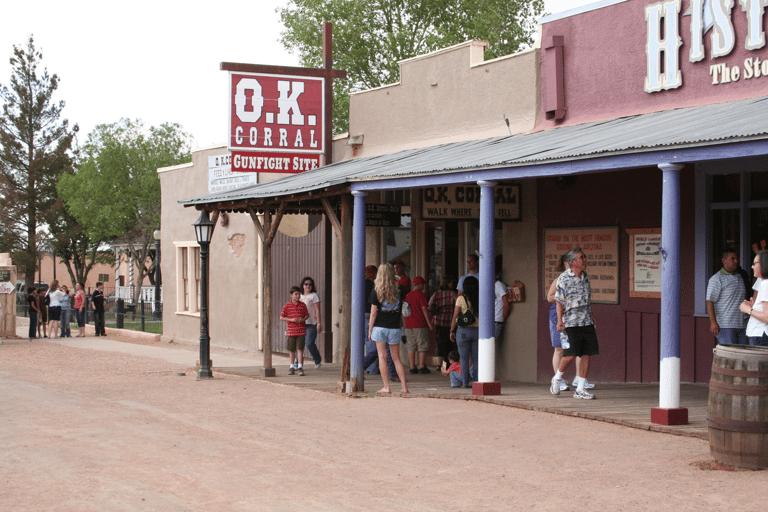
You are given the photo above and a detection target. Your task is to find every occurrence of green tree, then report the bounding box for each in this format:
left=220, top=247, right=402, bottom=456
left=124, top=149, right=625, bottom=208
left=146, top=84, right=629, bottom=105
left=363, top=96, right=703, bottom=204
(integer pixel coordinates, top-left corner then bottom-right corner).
left=0, top=36, right=77, bottom=285
left=45, top=202, right=109, bottom=287
left=278, top=0, right=545, bottom=134
left=57, top=118, right=192, bottom=301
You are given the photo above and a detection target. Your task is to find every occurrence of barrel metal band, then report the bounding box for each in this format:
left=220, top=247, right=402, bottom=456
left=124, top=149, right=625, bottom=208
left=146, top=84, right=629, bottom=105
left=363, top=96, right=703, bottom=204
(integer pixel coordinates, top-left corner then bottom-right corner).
left=711, top=366, right=768, bottom=378
left=709, top=381, right=768, bottom=396
left=708, top=415, right=768, bottom=434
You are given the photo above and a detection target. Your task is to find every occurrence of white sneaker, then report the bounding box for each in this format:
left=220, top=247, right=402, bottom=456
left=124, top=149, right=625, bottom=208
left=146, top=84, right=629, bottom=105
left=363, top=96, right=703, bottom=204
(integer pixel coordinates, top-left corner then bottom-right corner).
left=559, top=380, right=570, bottom=391
left=572, top=378, right=595, bottom=389
left=314, top=363, right=322, bottom=369
left=550, top=376, right=561, bottom=395
left=573, top=389, right=595, bottom=400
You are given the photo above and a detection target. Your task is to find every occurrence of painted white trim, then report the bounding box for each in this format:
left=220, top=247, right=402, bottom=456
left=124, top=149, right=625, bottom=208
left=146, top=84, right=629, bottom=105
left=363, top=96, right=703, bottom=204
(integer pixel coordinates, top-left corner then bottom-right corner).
left=398, top=40, right=488, bottom=65
left=539, top=0, right=630, bottom=24
left=157, top=161, right=193, bottom=174
left=659, top=357, right=681, bottom=408
left=478, top=336, right=496, bottom=382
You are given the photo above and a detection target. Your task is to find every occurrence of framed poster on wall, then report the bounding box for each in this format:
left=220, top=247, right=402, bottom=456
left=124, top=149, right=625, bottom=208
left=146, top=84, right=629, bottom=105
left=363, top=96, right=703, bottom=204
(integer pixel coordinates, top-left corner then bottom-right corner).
left=543, top=226, right=620, bottom=304
left=627, top=228, right=661, bottom=298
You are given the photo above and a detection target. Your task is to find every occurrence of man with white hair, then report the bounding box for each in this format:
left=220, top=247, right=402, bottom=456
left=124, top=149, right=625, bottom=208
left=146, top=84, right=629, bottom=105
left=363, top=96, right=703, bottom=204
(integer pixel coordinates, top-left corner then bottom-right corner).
left=550, top=248, right=599, bottom=400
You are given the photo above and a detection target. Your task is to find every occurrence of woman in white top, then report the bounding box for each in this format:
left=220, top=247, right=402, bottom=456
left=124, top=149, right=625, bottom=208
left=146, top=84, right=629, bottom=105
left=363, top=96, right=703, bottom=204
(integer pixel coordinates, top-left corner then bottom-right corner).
left=300, top=277, right=323, bottom=368
left=47, top=280, right=66, bottom=339
left=740, top=251, right=768, bottom=346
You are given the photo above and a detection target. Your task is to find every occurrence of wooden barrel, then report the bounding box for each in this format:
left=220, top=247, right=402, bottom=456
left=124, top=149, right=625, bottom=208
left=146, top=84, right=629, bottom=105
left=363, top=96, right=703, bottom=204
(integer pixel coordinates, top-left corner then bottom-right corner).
left=708, top=344, right=768, bottom=469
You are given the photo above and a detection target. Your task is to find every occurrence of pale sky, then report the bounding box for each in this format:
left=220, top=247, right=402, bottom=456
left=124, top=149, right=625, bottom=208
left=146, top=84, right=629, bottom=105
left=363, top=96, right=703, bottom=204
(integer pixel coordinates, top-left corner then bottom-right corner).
left=0, top=0, right=595, bottom=150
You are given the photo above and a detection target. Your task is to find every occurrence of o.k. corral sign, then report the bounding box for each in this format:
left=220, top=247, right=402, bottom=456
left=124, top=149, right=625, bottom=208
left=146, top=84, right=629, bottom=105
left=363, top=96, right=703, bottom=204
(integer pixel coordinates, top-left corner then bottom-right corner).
left=228, top=72, right=324, bottom=173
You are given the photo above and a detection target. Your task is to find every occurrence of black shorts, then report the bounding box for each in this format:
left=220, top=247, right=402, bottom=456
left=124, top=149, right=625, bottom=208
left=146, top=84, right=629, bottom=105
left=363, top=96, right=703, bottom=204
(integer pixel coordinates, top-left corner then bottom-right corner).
left=563, top=325, right=599, bottom=357
left=48, top=306, right=62, bottom=321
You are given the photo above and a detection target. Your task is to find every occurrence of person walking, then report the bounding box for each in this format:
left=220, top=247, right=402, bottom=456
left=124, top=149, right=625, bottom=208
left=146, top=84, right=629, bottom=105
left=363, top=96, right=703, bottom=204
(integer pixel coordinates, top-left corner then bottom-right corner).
left=450, top=275, right=479, bottom=388
left=368, top=263, right=409, bottom=394
left=550, top=248, right=599, bottom=400
left=404, top=276, right=433, bottom=374
left=428, top=275, right=457, bottom=368
left=300, top=277, right=323, bottom=369
left=73, top=283, right=87, bottom=337
left=280, top=286, right=310, bottom=375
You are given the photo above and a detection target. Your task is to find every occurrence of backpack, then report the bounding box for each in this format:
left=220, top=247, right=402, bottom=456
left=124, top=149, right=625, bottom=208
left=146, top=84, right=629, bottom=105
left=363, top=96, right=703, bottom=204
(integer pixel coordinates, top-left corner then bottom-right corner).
left=401, top=300, right=412, bottom=318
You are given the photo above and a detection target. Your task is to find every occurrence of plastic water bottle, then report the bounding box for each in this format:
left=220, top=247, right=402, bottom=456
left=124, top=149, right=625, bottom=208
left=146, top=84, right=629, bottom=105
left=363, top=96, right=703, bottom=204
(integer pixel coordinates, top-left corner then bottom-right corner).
left=559, top=331, right=570, bottom=349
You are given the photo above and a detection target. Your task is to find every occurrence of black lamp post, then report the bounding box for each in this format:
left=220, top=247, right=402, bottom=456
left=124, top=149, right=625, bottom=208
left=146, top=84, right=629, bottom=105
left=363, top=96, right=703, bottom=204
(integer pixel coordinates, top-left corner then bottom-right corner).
left=153, top=229, right=162, bottom=320
left=193, top=210, right=214, bottom=379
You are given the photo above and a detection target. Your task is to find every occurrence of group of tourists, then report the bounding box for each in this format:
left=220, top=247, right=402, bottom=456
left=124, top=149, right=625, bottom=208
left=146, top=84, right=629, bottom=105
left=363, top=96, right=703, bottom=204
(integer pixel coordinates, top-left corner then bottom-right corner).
left=361, top=256, right=511, bottom=394
left=26, top=281, right=106, bottom=339
left=707, top=247, right=768, bottom=347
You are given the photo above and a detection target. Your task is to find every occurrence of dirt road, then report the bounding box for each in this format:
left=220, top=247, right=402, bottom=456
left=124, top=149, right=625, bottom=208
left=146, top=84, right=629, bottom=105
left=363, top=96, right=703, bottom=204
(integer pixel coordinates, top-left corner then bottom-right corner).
left=1, top=338, right=764, bottom=511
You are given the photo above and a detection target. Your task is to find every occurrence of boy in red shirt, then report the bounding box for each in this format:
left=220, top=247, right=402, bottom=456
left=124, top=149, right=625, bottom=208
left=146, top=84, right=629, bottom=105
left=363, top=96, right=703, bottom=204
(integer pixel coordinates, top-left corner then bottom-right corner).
left=440, top=350, right=462, bottom=387
left=404, top=276, right=433, bottom=374
left=280, top=286, right=310, bottom=376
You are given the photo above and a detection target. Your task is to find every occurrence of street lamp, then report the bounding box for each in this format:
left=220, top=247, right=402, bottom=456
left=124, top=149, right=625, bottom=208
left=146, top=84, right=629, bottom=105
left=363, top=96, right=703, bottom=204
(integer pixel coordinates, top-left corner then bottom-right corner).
left=193, top=210, right=214, bottom=379
left=153, top=229, right=162, bottom=320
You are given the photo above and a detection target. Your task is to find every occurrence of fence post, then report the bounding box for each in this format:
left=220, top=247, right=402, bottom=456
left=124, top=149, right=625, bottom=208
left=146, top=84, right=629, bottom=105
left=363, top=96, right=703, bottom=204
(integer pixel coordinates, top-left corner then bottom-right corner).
left=116, top=298, right=124, bottom=329
left=140, top=298, right=145, bottom=332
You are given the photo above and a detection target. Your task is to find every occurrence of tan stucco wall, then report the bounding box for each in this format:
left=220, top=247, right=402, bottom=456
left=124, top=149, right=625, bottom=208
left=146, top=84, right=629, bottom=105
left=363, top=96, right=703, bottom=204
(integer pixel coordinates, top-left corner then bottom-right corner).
left=159, top=146, right=261, bottom=351
left=346, top=41, right=539, bottom=157
left=496, top=179, right=538, bottom=382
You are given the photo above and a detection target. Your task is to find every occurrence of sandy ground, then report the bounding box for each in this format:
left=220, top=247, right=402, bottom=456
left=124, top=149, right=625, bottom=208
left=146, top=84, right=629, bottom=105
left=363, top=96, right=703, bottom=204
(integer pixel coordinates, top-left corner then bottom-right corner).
left=1, top=337, right=766, bottom=512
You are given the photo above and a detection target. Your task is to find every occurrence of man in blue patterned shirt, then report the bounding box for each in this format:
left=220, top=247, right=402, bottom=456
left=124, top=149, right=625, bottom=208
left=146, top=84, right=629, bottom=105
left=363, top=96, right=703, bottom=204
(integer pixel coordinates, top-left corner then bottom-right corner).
left=550, top=248, right=599, bottom=399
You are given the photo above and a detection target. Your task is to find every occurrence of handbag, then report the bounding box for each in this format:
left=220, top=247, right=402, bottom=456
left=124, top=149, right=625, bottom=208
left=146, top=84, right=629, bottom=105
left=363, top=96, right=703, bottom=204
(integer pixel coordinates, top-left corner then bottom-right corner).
left=401, top=300, right=412, bottom=318
left=456, top=298, right=475, bottom=327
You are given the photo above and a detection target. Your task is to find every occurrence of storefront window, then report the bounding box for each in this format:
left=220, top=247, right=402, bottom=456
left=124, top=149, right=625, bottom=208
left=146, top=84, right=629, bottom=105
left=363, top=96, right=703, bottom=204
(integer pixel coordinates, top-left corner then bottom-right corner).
left=711, top=173, right=740, bottom=202
left=384, top=215, right=411, bottom=268
left=711, top=209, right=740, bottom=273
left=750, top=172, right=768, bottom=201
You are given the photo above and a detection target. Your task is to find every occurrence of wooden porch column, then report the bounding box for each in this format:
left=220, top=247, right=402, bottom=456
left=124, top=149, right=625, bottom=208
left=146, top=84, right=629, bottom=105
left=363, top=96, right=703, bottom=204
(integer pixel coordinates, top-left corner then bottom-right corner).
left=249, top=204, right=285, bottom=377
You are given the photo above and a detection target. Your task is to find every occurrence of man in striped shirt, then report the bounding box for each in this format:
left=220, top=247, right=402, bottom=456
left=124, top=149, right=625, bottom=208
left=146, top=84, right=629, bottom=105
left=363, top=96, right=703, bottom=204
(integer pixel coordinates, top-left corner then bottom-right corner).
left=706, top=248, right=747, bottom=345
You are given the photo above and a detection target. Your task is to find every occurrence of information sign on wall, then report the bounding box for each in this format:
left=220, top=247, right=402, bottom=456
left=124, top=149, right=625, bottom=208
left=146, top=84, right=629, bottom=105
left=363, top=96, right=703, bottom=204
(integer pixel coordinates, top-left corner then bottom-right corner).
left=627, top=228, right=661, bottom=298
left=422, top=184, right=521, bottom=221
left=208, top=154, right=259, bottom=193
left=366, top=204, right=401, bottom=227
left=543, top=226, right=620, bottom=304
left=228, top=72, right=324, bottom=173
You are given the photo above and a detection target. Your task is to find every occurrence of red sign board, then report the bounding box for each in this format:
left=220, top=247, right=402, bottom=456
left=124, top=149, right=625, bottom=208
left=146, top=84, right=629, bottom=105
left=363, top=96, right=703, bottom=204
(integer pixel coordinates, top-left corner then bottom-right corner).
left=228, top=72, right=325, bottom=157
left=231, top=151, right=320, bottom=174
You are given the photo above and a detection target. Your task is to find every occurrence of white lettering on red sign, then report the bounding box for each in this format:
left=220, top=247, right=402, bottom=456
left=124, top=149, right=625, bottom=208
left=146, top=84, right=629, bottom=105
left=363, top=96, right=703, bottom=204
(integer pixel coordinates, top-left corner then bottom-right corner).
left=228, top=72, right=324, bottom=154
left=231, top=151, right=320, bottom=174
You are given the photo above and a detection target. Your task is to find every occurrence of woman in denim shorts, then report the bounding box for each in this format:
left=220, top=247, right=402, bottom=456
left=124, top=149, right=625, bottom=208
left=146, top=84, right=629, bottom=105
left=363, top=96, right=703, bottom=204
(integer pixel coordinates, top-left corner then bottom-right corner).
left=368, top=263, right=410, bottom=394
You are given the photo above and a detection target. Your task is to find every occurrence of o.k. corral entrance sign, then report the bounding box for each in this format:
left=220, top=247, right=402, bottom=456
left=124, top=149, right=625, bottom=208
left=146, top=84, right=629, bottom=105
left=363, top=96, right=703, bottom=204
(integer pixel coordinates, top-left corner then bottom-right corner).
left=228, top=72, right=324, bottom=173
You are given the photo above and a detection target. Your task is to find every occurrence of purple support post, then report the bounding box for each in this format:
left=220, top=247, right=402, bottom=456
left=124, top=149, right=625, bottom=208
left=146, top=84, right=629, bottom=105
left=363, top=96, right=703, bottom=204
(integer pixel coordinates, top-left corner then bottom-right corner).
left=350, top=191, right=367, bottom=388
left=475, top=181, right=501, bottom=395
left=652, top=163, right=688, bottom=425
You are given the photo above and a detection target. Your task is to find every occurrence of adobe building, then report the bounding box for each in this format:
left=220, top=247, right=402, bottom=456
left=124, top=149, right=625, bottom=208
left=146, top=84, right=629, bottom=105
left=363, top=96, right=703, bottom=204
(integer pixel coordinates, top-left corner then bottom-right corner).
left=170, top=0, right=768, bottom=400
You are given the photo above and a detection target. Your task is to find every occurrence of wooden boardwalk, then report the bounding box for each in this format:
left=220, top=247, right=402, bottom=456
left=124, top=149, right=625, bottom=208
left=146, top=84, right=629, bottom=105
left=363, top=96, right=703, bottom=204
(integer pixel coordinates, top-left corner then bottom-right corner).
left=216, top=363, right=710, bottom=439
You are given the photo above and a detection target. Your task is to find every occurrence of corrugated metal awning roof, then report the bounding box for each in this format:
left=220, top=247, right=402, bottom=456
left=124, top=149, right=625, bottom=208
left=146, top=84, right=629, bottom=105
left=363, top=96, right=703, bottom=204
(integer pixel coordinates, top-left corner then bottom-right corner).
left=180, top=96, right=768, bottom=208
